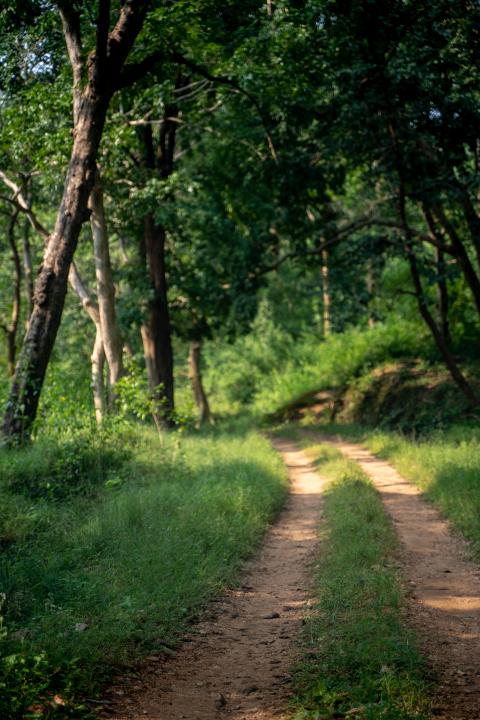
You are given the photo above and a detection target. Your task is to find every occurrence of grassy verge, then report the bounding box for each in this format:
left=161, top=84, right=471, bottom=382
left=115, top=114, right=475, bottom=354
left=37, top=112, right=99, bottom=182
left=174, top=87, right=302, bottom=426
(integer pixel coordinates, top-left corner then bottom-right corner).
left=293, top=418, right=480, bottom=562
left=290, top=442, right=430, bottom=720
left=361, top=426, right=480, bottom=560
left=0, top=425, right=287, bottom=718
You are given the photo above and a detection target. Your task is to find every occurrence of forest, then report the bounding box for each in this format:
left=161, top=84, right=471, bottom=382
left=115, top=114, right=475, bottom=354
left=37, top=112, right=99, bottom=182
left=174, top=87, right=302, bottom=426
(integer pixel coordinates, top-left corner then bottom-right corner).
left=1, top=1, right=480, bottom=718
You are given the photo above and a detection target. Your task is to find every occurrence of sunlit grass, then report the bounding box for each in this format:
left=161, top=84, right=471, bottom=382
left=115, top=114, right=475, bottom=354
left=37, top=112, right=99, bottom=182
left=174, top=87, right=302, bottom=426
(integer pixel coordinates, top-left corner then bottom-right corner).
left=0, top=425, right=287, bottom=717
left=291, top=443, right=430, bottom=720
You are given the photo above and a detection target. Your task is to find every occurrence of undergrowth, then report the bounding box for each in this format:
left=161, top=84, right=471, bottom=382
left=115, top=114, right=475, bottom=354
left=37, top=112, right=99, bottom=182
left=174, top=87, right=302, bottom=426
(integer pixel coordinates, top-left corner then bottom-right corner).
left=205, top=315, right=432, bottom=418
left=0, top=425, right=287, bottom=718
left=291, top=443, right=430, bottom=720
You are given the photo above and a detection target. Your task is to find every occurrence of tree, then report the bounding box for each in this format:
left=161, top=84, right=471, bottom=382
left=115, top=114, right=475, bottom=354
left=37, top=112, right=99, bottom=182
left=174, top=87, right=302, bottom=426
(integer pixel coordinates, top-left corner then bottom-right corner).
left=2, top=1, right=152, bottom=442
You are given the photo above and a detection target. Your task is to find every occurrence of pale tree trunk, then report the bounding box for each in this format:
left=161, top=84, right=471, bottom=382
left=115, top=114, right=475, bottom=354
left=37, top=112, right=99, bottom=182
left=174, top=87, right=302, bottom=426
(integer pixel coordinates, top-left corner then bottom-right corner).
left=89, top=168, right=123, bottom=403
left=0, top=211, right=21, bottom=375
left=91, top=327, right=107, bottom=423
left=321, top=248, right=331, bottom=337
left=2, top=1, right=150, bottom=443
left=366, top=259, right=375, bottom=328
left=69, top=263, right=106, bottom=422
left=188, top=341, right=213, bottom=425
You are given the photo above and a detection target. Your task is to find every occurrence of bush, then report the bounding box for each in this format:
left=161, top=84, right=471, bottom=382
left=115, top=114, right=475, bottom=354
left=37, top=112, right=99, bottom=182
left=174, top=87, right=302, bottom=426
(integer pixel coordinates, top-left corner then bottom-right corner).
left=0, top=432, right=130, bottom=501
left=207, top=315, right=432, bottom=417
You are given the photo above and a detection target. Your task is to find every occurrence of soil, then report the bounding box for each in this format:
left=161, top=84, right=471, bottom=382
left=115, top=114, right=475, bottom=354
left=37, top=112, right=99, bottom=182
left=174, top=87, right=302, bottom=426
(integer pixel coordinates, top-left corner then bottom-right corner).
left=317, top=434, right=480, bottom=720
left=100, top=439, right=325, bottom=720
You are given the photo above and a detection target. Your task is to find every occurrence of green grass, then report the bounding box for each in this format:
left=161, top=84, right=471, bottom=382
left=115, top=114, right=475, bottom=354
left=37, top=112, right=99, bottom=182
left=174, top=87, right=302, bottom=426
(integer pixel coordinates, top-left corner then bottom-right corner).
left=252, top=318, right=431, bottom=416
left=297, top=418, right=480, bottom=562
left=361, top=425, right=480, bottom=560
left=0, top=425, right=287, bottom=718
left=290, top=442, right=430, bottom=720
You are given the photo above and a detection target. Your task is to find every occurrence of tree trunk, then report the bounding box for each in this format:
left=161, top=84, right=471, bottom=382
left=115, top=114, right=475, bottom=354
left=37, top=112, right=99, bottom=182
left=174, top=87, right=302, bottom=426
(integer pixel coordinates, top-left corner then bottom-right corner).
left=436, top=247, right=451, bottom=346
left=90, top=168, right=123, bottom=402
left=140, top=215, right=174, bottom=422
left=407, top=249, right=478, bottom=406
left=321, top=248, right=331, bottom=337
left=432, top=205, right=480, bottom=319
left=91, top=325, right=106, bottom=423
left=366, top=258, right=375, bottom=328
left=390, top=152, right=478, bottom=406
left=22, top=216, right=34, bottom=321
left=2, top=1, right=150, bottom=442
left=188, top=340, right=213, bottom=425
left=136, top=94, right=181, bottom=423
left=2, top=89, right=110, bottom=442
left=0, top=211, right=21, bottom=375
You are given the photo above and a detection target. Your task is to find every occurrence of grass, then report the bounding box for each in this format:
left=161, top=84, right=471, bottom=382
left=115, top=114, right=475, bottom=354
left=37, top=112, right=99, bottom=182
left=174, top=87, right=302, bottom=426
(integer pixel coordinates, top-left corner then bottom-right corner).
left=0, top=424, right=287, bottom=718
left=297, top=418, right=480, bottom=562
left=362, top=425, right=480, bottom=560
left=289, top=441, right=430, bottom=720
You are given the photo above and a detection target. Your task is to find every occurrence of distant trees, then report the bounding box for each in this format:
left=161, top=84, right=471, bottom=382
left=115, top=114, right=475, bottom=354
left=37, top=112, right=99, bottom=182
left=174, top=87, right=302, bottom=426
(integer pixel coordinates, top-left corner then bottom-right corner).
left=1, top=0, right=480, bottom=440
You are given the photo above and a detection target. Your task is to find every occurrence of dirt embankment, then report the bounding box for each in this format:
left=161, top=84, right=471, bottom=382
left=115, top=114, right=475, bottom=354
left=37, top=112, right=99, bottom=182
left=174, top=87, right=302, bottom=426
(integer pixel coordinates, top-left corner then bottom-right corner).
left=271, top=361, right=478, bottom=432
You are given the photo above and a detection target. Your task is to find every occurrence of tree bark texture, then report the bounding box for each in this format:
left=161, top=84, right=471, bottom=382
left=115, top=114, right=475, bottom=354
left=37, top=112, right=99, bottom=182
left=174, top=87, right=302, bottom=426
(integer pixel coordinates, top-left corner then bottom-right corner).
left=2, top=1, right=150, bottom=442
left=141, top=215, right=174, bottom=419
left=90, top=169, right=123, bottom=398
left=188, top=340, right=213, bottom=425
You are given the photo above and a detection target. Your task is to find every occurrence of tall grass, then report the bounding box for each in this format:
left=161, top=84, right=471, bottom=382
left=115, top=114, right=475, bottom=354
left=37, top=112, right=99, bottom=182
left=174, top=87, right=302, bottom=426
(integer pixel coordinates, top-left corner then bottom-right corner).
left=0, top=426, right=287, bottom=717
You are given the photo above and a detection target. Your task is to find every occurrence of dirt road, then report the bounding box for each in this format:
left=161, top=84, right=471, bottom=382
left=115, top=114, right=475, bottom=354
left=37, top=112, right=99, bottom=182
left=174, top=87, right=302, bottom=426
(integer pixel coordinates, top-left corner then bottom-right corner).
left=319, top=435, right=480, bottom=720
left=103, top=439, right=325, bottom=720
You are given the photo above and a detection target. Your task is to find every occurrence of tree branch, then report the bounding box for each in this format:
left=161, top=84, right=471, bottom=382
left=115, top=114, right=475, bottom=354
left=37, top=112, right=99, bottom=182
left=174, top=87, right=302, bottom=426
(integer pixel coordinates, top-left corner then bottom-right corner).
left=0, top=171, right=50, bottom=240
left=57, top=2, right=83, bottom=124
left=170, top=50, right=278, bottom=162
left=0, top=170, right=99, bottom=323
left=107, top=0, right=151, bottom=72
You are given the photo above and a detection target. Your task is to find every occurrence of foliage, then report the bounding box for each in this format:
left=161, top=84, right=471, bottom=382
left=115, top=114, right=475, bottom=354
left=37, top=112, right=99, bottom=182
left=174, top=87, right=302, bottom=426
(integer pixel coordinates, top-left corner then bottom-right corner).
left=0, top=431, right=130, bottom=501
left=204, top=310, right=433, bottom=417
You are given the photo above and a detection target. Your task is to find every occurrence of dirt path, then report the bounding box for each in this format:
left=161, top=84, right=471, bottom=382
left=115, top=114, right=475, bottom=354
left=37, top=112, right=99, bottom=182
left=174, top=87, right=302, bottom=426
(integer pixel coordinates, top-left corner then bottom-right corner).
left=315, top=434, right=480, bottom=720
left=102, top=439, right=325, bottom=720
